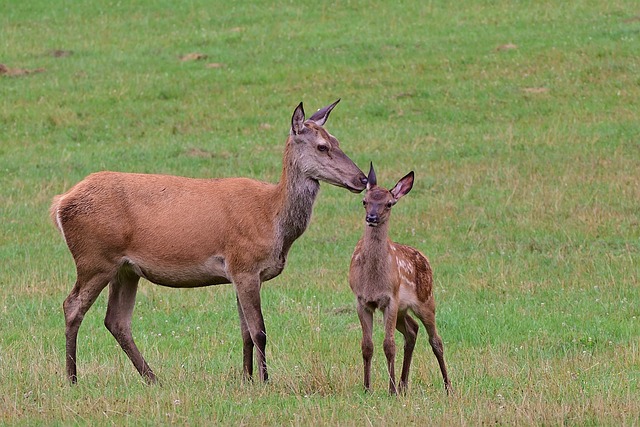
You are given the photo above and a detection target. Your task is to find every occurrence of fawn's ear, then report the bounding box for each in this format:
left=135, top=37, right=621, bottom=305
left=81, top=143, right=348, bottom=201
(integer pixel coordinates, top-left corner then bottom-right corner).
left=308, top=99, right=340, bottom=127
left=291, top=102, right=306, bottom=135
left=390, top=171, right=414, bottom=201
left=366, top=162, right=377, bottom=190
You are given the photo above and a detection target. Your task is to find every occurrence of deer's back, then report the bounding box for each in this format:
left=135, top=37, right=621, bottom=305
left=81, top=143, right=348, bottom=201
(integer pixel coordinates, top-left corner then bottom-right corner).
left=51, top=172, right=280, bottom=272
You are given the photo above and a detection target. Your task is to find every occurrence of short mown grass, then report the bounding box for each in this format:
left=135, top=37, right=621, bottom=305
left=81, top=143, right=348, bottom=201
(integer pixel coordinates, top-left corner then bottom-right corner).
left=1, top=0, right=638, bottom=425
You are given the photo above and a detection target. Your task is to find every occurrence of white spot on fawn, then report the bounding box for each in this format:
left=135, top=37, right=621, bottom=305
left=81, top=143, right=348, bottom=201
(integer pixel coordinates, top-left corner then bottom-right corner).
left=396, top=256, right=414, bottom=275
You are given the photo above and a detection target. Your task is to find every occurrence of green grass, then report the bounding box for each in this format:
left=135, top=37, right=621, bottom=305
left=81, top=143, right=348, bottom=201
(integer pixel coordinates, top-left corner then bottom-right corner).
left=1, top=0, right=639, bottom=425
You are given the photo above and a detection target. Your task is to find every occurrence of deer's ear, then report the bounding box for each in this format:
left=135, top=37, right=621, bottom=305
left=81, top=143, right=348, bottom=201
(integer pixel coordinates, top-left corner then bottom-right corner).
left=291, top=102, right=305, bottom=135
left=390, top=171, right=414, bottom=201
left=308, top=99, right=340, bottom=127
left=366, top=162, right=377, bottom=190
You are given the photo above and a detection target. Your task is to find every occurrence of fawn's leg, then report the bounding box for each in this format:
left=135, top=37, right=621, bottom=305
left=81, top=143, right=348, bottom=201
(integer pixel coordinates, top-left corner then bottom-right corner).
left=382, top=302, right=399, bottom=395
left=356, top=303, right=374, bottom=392
left=396, top=312, right=419, bottom=393
left=415, top=299, right=452, bottom=393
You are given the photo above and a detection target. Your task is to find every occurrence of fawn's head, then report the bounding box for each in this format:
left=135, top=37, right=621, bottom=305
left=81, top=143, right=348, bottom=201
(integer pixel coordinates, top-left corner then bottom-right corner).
left=288, top=100, right=367, bottom=193
left=362, top=163, right=414, bottom=227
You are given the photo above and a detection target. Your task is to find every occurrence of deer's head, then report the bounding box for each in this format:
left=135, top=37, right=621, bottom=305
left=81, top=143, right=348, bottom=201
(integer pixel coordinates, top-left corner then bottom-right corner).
left=362, top=163, right=414, bottom=227
left=289, top=100, right=367, bottom=193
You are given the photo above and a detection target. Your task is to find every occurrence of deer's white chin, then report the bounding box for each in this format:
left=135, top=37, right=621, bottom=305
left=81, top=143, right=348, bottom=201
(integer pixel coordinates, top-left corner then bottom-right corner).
left=366, top=222, right=378, bottom=227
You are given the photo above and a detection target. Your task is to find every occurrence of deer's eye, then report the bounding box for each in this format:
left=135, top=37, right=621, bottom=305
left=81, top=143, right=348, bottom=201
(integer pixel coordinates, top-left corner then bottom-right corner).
left=317, top=144, right=329, bottom=152
left=386, top=201, right=394, bottom=208
left=362, top=200, right=367, bottom=206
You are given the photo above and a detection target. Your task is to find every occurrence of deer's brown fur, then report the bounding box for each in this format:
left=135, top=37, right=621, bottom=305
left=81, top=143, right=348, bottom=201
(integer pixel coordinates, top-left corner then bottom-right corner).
left=349, top=164, right=451, bottom=395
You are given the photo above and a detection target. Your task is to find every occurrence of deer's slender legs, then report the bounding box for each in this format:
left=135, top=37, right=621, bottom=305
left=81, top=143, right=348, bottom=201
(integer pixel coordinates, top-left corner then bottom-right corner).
left=415, top=301, right=452, bottom=394
left=234, top=274, right=268, bottom=382
left=356, top=303, right=374, bottom=392
left=104, top=269, right=156, bottom=384
left=63, top=268, right=112, bottom=384
left=236, top=295, right=254, bottom=381
left=395, top=312, right=419, bottom=393
left=382, top=303, right=399, bottom=395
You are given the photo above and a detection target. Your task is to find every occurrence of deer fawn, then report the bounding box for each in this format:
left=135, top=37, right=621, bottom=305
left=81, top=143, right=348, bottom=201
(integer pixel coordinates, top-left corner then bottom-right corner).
left=50, top=100, right=367, bottom=384
left=349, top=163, right=451, bottom=395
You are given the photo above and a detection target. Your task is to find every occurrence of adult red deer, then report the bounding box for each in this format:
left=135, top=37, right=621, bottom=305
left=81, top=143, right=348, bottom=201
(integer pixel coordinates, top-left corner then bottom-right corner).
left=50, top=100, right=367, bottom=384
left=349, top=164, right=451, bottom=395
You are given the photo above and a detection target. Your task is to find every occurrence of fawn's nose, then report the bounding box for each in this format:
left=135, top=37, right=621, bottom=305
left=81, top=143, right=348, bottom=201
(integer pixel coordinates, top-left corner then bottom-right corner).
left=366, top=214, right=379, bottom=225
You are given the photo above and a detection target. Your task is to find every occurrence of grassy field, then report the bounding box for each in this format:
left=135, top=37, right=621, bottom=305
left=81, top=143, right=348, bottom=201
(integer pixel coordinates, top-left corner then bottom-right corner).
left=1, top=0, right=639, bottom=425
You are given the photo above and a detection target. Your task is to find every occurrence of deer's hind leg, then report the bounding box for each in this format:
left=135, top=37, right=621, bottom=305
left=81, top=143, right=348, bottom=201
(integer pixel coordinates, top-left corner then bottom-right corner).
left=64, top=267, right=112, bottom=384
left=414, top=299, right=452, bottom=394
left=104, top=266, right=156, bottom=384
left=395, top=311, right=419, bottom=393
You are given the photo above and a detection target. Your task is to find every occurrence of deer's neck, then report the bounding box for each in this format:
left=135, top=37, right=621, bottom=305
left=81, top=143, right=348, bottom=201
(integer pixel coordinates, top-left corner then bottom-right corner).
left=275, top=144, right=320, bottom=254
left=361, top=222, right=392, bottom=267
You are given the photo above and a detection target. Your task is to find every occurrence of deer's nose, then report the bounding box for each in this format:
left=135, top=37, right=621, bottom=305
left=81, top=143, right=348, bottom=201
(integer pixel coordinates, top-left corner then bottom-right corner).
left=360, top=176, right=368, bottom=185
left=366, top=214, right=379, bottom=224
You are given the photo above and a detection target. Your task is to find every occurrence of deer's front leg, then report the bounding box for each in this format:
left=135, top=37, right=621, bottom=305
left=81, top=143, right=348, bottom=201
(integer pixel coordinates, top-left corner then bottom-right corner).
left=233, top=273, right=268, bottom=382
left=356, top=302, right=374, bottom=392
left=382, top=302, right=399, bottom=395
left=235, top=295, right=254, bottom=381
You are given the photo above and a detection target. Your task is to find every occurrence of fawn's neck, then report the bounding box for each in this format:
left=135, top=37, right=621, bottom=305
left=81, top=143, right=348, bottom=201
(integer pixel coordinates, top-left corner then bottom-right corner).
left=361, top=221, right=392, bottom=266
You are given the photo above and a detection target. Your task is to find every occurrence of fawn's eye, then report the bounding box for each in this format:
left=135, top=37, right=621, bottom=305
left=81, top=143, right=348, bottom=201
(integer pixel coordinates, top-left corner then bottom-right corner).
left=386, top=201, right=394, bottom=208
left=317, top=144, right=329, bottom=152
left=362, top=200, right=367, bottom=206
